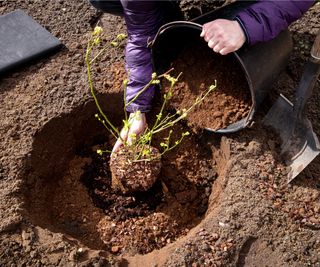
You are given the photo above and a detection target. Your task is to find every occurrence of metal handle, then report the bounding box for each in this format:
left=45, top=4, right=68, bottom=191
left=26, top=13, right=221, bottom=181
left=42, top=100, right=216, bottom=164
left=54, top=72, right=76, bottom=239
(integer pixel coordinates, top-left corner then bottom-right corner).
left=148, top=21, right=202, bottom=48
left=311, top=29, right=320, bottom=62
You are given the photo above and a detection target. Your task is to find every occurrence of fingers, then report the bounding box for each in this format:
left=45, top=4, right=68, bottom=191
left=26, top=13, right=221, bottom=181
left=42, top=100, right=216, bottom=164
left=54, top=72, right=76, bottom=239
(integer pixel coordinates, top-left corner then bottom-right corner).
left=208, top=39, right=219, bottom=50
left=219, top=46, right=234, bottom=56
left=200, top=19, right=246, bottom=55
left=201, top=28, right=215, bottom=43
left=112, top=138, right=123, bottom=154
left=112, top=127, right=128, bottom=153
left=127, top=120, right=147, bottom=146
left=112, top=112, right=147, bottom=153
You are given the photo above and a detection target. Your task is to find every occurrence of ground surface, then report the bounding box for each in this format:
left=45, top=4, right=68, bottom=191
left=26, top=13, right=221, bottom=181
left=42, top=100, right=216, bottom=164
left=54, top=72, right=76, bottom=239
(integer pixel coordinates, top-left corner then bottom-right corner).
left=0, top=1, right=320, bottom=267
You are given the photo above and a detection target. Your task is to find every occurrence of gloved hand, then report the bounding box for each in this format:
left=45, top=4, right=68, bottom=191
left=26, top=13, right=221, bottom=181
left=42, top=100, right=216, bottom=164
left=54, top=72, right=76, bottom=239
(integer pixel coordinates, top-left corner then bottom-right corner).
left=200, top=19, right=246, bottom=55
left=112, top=112, right=147, bottom=153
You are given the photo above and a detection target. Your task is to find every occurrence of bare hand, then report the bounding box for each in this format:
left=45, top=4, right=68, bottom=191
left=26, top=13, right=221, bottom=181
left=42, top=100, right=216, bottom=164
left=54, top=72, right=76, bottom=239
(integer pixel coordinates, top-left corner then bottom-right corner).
left=200, top=19, right=246, bottom=55
left=112, top=112, right=147, bottom=153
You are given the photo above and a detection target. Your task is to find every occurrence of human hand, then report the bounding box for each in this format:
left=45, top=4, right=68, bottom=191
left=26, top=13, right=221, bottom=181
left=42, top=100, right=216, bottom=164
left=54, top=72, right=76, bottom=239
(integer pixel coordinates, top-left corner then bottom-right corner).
left=112, top=112, right=147, bottom=153
left=200, top=19, right=246, bottom=55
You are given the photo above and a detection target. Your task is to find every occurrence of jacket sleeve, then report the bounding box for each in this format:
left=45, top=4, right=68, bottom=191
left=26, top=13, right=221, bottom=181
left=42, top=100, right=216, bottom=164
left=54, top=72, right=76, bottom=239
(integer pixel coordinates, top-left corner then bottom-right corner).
left=236, top=1, right=314, bottom=45
left=121, top=0, right=164, bottom=113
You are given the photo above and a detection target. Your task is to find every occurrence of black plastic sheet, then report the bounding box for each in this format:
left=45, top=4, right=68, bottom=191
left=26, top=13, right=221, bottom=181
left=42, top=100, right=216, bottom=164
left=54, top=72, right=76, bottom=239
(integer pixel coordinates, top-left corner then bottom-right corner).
left=0, top=9, right=62, bottom=75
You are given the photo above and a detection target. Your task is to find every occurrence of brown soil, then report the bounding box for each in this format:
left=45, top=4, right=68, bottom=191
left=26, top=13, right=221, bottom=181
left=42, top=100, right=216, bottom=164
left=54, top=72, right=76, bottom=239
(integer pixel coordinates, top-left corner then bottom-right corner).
left=164, top=40, right=252, bottom=131
left=33, top=118, right=215, bottom=256
left=0, top=1, right=319, bottom=267
left=110, top=145, right=162, bottom=194
left=179, top=0, right=235, bottom=20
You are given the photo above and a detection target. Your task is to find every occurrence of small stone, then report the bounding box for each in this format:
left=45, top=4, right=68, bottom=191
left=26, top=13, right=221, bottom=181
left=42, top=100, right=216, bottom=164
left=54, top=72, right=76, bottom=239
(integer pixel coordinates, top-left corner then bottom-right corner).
left=211, top=233, right=219, bottom=241
left=299, top=207, right=306, bottom=216
left=219, top=222, right=229, bottom=228
left=247, top=141, right=262, bottom=155
left=111, top=246, right=120, bottom=253
left=30, top=250, right=37, bottom=258
left=273, top=202, right=282, bottom=209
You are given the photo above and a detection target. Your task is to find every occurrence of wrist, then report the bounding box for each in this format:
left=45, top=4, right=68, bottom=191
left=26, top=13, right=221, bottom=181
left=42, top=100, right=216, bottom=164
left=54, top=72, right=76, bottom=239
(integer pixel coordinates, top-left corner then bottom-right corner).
left=234, top=17, right=249, bottom=45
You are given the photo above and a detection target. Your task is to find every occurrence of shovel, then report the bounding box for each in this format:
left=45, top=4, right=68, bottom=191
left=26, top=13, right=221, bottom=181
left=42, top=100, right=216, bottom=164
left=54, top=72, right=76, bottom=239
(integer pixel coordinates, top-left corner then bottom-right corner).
left=263, top=30, right=320, bottom=183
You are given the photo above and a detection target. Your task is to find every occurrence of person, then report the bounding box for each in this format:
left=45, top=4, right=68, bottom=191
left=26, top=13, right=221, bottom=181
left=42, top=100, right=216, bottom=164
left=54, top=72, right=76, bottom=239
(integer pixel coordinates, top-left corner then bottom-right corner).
left=89, top=0, right=315, bottom=152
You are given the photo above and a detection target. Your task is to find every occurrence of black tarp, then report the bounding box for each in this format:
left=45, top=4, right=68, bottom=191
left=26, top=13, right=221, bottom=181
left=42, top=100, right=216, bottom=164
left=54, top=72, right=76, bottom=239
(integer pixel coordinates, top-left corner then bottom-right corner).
left=0, top=9, right=62, bottom=75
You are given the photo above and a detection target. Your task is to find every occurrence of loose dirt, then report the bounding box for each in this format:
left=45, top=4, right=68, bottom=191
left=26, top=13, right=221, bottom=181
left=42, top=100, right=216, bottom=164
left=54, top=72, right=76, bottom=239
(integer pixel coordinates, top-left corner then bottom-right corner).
left=74, top=124, right=214, bottom=255
left=0, top=1, right=319, bottom=266
left=164, top=40, right=252, bottom=130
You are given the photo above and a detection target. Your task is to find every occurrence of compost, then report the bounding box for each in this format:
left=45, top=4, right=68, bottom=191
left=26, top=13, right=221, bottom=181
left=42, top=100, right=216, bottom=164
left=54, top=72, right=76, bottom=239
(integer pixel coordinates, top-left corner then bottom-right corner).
left=0, top=1, right=319, bottom=266
left=164, top=40, right=252, bottom=130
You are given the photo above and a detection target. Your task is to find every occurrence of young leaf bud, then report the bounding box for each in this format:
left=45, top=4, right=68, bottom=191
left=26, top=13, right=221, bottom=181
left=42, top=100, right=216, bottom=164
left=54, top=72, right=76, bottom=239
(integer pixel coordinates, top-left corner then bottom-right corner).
left=116, top=33, right=127, bottom=41
left=93, top=26, right=103, bottom=36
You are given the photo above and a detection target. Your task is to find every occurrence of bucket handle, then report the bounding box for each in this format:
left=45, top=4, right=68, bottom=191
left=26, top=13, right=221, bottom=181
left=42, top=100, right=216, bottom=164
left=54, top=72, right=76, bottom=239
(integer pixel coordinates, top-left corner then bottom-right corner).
left=148, top=21, right=202, bottom=48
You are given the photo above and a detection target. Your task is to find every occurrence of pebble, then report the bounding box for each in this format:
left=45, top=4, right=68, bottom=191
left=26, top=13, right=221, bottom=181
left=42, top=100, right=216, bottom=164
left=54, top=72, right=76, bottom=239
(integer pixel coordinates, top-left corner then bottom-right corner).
left=30, top=250, right=37, bottom=258
left=247, top=140, right=262, bottom=155
left=111, top=246, right=121, bottom=253
left=211, top=233, right=219, bottom=241
left=218, top=222, right=230, bottom=228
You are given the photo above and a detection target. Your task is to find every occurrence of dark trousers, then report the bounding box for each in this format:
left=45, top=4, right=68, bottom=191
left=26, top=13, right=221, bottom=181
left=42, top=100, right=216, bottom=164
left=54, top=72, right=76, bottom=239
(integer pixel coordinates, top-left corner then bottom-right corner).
left=89, top=0, right=124, bottom=16
left=89, top=0, right=183, bottom=21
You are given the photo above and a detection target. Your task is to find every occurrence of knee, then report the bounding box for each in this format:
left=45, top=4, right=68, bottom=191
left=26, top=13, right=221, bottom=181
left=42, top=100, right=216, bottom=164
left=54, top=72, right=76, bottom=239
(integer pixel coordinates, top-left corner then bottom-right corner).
left=89, top=0, right=123, bottom=16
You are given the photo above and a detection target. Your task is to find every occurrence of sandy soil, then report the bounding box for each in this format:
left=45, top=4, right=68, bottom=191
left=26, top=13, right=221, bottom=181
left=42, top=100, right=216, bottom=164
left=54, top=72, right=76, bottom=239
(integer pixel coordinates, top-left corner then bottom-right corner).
left=0, top=1, right=319, bottom=266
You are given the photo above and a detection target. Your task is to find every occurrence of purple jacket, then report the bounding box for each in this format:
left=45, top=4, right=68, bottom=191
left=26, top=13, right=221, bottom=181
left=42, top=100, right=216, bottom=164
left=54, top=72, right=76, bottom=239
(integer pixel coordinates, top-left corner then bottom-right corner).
left=123, top=0, right=314, bottom=113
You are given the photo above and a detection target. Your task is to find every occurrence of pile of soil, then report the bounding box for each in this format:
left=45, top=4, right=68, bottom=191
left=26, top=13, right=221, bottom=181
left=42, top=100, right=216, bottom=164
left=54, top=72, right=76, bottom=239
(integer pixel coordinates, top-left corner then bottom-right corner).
left=164, top=40, right=252, bottom=131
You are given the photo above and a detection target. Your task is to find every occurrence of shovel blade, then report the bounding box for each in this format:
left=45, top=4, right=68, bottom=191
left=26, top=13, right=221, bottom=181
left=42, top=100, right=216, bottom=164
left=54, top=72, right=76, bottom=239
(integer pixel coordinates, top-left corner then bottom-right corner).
left=263, top=94, right=320, bottom=183
left=287, top=131, right=320, bottom=182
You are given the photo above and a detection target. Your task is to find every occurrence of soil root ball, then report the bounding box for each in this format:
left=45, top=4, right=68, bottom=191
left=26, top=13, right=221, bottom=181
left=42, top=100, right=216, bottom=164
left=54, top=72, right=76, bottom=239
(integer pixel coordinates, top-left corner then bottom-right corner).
left=110, top=146, right=162, bottom=194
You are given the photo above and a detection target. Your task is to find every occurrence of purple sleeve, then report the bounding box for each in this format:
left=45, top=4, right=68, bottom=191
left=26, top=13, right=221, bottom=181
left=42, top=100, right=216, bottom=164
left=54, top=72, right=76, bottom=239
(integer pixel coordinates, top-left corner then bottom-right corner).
left=236, top=1, right=314, bottom=45
left=121, top=0, right=164, bottom=113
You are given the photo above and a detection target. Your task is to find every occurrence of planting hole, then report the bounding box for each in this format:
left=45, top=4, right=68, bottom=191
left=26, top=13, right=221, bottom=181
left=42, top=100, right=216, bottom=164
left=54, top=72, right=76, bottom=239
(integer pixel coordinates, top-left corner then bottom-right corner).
left=22, top=98, right=217, bottom=255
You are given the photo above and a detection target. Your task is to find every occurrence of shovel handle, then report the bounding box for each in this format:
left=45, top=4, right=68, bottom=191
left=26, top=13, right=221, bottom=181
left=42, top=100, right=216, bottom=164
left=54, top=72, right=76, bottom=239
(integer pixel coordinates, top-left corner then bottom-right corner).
left=311, top=29, right=320, bottom=62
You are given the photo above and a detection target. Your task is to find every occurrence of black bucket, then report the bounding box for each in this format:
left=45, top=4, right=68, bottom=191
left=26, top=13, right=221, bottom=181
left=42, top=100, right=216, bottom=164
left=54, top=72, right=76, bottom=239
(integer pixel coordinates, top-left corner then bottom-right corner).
left=151, top=2, right=293, bottom=133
